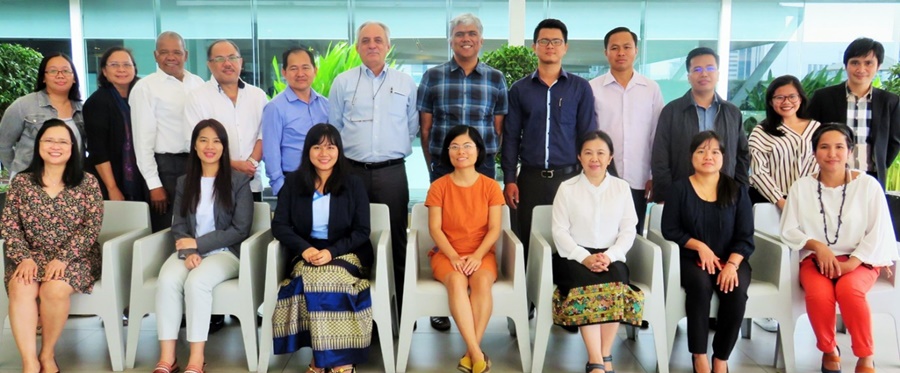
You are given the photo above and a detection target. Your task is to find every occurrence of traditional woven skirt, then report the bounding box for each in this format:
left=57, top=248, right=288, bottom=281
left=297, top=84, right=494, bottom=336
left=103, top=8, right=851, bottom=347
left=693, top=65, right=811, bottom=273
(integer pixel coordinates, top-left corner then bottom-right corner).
left=551, top=248, right=644, bottom=326
left=272, top=251, right=373, bottom=367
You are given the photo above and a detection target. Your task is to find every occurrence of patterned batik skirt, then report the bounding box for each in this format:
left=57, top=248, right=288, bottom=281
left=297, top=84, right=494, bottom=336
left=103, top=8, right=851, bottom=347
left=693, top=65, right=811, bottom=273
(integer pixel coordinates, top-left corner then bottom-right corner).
left=272, top=252, right=373, bottom=367
left=551, top=248, right=644, bottom=327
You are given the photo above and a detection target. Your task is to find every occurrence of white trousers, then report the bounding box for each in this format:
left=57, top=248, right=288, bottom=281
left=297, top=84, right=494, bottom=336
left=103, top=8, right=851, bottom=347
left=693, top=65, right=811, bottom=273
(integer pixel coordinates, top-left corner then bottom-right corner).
left=156, top=251, right=239, bottom=342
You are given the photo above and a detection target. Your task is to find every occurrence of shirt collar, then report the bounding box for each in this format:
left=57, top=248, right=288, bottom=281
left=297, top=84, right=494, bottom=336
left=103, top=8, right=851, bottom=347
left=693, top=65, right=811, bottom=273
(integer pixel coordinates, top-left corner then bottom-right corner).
left=845, top=81, right=873, bottom=100
left=361, top=64, right=388, bottom=78
left=689, top=90, right=720, bottom=109
left=213, top=78, right=246, bottom=93
left=449, top=57, right=486, bottom=75
left=601, top=70, right=646, bottom=87
left=529, top=67, right=569, bottom=82
left=284, top=87, right=322, bottom=103
left=155, top=66, right=196, bottom=82
left=36, top=90, right=82, bottom=110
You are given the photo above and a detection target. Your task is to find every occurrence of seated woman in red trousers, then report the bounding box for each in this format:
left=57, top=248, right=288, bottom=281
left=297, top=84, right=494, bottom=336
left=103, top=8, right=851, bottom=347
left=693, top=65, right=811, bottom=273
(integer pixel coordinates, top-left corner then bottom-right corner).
left=781, top=123, right=899, bottom=373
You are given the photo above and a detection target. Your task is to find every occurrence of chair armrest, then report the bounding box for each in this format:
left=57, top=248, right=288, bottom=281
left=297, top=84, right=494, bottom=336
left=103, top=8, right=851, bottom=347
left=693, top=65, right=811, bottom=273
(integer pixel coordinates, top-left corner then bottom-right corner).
left=647, top=229, right=680, bottom=301
left=749, top=232, right=789, bottom=289
left=101, top=227, right=150, bottom=306
left=262, top=240, right=288, bottom=317
left=133, top=229, right=174, bottom=286
left=526, top=232, right=553, bottom=306
left=371, top=229, right=393, bottom=289
left=240, top=228, right=274, bottom=308
left=626, top=235, right=663, bottom=295
left=498, top=228, right=524, bottom=286
left=403, top=230, right=419, bottom=297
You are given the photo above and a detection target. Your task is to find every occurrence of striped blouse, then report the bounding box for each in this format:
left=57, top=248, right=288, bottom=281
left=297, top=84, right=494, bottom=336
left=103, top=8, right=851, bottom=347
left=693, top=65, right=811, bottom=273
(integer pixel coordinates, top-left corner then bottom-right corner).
left=748, top=120, right=821, bottom=204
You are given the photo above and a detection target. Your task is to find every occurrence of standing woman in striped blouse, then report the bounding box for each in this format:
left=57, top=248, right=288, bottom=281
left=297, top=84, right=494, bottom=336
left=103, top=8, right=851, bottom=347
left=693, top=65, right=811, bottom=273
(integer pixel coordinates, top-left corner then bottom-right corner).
left=748, top=75, right=821, bottom=209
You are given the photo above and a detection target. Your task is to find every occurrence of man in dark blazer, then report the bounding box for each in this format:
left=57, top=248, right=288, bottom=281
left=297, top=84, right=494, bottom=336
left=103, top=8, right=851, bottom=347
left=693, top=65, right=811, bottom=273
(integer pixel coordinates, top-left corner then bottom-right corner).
left=808, top=37, right=900, bottom=187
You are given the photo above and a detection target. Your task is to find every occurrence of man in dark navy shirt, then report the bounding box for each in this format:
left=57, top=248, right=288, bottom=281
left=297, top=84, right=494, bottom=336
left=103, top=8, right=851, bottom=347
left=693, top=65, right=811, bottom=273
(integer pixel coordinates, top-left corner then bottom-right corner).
left=501, top=18, right=597, bottom=256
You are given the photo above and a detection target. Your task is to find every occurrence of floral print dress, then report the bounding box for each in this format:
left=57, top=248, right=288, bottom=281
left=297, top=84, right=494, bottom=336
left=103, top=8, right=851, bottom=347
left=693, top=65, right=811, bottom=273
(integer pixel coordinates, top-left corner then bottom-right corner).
left=2, top=172, right=103, bottom=293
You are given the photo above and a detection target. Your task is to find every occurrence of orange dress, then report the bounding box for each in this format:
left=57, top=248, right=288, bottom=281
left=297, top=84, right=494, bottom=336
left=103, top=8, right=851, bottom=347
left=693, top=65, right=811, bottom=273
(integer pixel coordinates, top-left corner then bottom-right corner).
left=424, top=174, right=505, bottom=280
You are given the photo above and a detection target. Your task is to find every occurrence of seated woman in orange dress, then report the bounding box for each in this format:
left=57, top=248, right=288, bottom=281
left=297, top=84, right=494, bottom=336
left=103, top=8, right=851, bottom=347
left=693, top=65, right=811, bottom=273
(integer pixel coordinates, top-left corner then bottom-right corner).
left=426, top=125, right=505, bottom=373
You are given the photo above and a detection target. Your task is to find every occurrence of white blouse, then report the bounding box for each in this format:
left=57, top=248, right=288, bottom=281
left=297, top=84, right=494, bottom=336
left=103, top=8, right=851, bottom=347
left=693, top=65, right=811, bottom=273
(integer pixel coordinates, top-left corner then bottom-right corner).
left=551, top=173, right=638, bottom=264
left=781, top=172, right=899, bottom=266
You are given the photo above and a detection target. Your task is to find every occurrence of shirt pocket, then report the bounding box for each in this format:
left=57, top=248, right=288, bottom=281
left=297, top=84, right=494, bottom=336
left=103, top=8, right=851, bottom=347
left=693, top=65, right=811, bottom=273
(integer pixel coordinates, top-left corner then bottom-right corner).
left=558, top=97, right=578, bottom=127
left=389, top=87, right=410, bottom=121
left=23, top=114, right=51, bottom=141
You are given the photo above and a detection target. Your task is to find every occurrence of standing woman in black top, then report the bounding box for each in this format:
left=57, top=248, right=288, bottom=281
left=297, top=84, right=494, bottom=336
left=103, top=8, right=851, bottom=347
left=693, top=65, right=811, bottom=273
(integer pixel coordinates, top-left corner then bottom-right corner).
left=83, top=46, right=146, bottom=201
left=661, top=131, right=755, bottom=373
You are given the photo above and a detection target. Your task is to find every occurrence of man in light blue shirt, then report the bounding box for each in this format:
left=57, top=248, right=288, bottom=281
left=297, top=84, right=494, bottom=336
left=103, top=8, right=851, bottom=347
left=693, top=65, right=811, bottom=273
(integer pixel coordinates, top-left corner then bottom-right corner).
left=262, top=47, right=328, bottom=195
left=329, top=21, right=418, bottom=312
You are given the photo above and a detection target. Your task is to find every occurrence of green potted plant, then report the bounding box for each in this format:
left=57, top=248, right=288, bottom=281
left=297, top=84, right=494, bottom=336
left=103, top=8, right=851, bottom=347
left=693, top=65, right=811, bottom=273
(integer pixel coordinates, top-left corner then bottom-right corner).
left=880, top=63, right=900, bottom=191
left=481, top=44, right=538, bottom=88
left=0, top=43, right=43, bottom=118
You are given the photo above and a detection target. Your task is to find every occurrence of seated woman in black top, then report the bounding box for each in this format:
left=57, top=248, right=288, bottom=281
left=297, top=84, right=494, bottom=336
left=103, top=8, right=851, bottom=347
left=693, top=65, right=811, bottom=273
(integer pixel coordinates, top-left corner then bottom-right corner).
left=271, top=123, right=372, bottom=373
left=661, top=130, right=754, bottom=373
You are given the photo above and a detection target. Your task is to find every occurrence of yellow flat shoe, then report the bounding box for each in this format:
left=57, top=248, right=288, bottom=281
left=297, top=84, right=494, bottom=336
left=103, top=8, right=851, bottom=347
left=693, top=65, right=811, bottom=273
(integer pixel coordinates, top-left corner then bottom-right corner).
left=457, top=355, right=473, bottom=373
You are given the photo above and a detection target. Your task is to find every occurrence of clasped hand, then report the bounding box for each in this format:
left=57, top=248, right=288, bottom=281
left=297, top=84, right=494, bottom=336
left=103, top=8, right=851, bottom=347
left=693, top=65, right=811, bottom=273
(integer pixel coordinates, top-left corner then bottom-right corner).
left=581, top=253, right=610, bottom=273
left=302, top=247, right=333, bottom=266
left=451, top=254, right=483, bottom=276
left=12, top=258, right=68, bottom=284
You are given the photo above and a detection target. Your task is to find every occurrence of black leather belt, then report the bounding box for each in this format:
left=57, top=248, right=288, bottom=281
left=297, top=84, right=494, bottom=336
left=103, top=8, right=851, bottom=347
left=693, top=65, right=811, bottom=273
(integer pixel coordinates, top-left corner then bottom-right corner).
left=522, top=164, right=579, bottom=179
left=348, top=158, right=405, bottom=170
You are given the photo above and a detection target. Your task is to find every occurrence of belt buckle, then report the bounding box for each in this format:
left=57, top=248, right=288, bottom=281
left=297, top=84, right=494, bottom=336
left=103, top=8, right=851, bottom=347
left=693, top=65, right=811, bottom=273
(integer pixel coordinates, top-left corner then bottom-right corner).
left=540, top=169, right=554, bottom=178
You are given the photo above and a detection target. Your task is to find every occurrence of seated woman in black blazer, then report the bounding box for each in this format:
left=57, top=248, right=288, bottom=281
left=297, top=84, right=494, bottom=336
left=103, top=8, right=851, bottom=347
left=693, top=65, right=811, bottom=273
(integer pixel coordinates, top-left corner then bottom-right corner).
left=271, top=123, right=372, bottom=373
left=661, top=131, right=754, bottom=373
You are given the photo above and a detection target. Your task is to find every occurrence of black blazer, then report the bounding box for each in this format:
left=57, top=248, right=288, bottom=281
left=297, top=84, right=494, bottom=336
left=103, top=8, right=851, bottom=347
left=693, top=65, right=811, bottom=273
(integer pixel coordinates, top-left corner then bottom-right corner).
left=808, top=82, right=900, bottom=186
left=171, top=173, right=254, bottom=258
left=83, top=86, right=147, bottom=199
left=272, top=172, right=373, bottom=268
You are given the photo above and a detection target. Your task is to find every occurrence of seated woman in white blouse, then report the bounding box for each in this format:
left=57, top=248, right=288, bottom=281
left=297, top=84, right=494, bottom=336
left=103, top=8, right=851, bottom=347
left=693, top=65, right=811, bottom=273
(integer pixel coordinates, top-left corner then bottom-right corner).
left=781, top=123, right=899, bottom=373
left=551, top=130, right=644, bottom=373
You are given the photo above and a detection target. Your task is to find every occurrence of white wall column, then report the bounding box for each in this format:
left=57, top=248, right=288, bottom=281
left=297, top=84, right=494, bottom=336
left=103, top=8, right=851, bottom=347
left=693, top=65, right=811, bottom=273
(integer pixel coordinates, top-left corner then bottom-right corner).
left=69, top=0, right=87, bottom=100
left=509, top=0, right=526, bottom=46
left=716, top=0, right=732, bottom=98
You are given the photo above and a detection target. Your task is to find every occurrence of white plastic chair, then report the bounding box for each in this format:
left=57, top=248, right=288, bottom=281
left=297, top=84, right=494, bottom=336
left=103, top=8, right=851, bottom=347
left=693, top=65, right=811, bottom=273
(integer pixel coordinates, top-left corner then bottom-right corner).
left=395, top=203, right=531, bottom=372
left=647, top=203, right=796, bottom=373
left=526, top=205, right=669, bottom=373
left=125, top=202, right=272, bottom=371
left=257, top=203, right=398, bottom=373
left=0, top=201, right=151, bottom=371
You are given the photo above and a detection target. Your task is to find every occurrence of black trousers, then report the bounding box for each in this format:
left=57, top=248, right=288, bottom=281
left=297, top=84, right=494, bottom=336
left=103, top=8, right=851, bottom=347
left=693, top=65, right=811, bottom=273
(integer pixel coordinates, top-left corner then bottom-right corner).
left=631, top=188, right=648, bottom=236
left=681, top=259, right=751, bottom=359
left=515, top=167, right=579, bottom=259
left=348, top=161, right=409, bottom=309
left=151, top=153, right=188, bottom=233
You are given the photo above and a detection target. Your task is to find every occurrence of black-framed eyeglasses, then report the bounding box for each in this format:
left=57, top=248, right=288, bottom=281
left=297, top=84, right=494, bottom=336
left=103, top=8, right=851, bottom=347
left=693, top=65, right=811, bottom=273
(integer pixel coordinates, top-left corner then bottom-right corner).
left=537, top=38, right=564, bottom=47
left=45, top=69, right=74, bottom=76
left=772, top=94, right=800, bottom=103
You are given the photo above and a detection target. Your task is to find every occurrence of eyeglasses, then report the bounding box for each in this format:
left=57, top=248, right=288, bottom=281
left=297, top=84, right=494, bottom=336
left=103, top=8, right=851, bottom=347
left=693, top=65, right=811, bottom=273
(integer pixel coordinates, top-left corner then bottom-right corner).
left=537, top=38, right=564, bottom=47
left=45, top=69, right=74, bottom=76
left=208, top=55, right=242, bottom=64
left=772, top=94, right=800, bottom=103
left=690, top=66, right=718, bottom=74
left=40, top=139, right=72, bottom=147
left=106, top=62, right=134, bottom=70
left=448, top=143, right=476, bottom=152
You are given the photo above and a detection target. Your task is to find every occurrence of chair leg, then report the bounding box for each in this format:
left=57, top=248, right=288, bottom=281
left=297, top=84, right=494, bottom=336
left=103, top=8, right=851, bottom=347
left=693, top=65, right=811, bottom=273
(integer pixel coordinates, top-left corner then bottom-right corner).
left=740, top=318, right=752, bottom=339
left=507, top=317, right=516, bottom=337
left=777, top=318, right=797, bottom=373
left=531, top=306, right=551, bottom=373
left=626, top=324, right=637, bottom=340
left=836, top=315, right=846, bottom=333
left=395, top=314, right=417, bottom=372
left=237, top=310, right=259, bottom=371
left=99, top=308, right=126, bottom=371
left=513, top=314, right=533, bottom=373
left=376, top=320, right=396, bottom=373
left=124, top=304, right=148, bottom=369
left=650, top=318, right=670, bottom=373
left=258, top=313, right=273, bottom=373
left=892, top=312, right=900, bottom=368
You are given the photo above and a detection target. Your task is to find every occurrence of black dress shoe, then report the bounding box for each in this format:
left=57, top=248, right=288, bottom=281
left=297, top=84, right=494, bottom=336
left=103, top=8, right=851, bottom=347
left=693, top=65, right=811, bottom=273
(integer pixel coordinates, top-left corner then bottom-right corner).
left=430, top=316, right=451, bottom=331
left=209, top=315, right=226, bottom=334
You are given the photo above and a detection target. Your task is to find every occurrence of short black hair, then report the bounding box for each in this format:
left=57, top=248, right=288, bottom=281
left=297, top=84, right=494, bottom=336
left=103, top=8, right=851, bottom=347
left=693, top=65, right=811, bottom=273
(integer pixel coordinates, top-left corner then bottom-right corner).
left=24, top=118, right=85, bottom=188
left=689, top=131, right=738, bottom=207
left=685, top=47, right=719, bottom=73
left=578, top=130, right=615, bottom=156
left=295, top=123, right=348, bottom=196
left=97, top=46, right=139, bottom=92
left=604, top=27, right=637, bottom=49
left=440, top=125, right=486, bottom=169
left=206, top=39, right=241, bottom=60
left=281, top=46, right=316, bottom=70
left=35, top=52, right=81, bottom=101
left=533, top=18, right=568, bottom=43
left=843, top=37, right=884, bottom=66
left=812, top=122, right=856, bottom=149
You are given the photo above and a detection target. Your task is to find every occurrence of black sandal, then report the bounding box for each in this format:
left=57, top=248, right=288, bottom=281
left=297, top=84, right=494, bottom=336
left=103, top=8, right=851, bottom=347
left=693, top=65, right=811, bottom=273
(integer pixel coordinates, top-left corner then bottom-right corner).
left=602, top=355, right=615, bottom=373
left=586, top=362, right=605, bottom=373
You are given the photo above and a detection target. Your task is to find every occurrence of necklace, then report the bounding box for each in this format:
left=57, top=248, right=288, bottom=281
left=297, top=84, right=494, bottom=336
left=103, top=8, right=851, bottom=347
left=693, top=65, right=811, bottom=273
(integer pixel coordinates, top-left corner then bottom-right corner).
left=43, top=174, right=63, bottom=188
left=816, top=169, right=848, bottom=245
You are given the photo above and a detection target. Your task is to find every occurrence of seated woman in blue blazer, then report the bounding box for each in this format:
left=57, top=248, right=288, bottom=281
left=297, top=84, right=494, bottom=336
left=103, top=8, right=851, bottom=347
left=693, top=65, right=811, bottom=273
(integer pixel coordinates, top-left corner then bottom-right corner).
left=153, top=119, right=254, bottom=373
left=271, top=123, right=373, bottom=373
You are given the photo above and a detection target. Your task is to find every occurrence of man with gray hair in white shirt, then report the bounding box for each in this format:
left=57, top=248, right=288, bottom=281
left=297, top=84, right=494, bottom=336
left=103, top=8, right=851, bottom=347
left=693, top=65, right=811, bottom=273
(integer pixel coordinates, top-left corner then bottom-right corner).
left=185, top=39, right=267, bottom=201
left=130, top=31, right=205, bottom=232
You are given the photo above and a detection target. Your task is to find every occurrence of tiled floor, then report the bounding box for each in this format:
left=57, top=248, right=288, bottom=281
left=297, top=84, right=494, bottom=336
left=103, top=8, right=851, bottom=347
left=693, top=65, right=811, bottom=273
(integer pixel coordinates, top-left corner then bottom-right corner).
left=1, top=314, right=899, bottom=372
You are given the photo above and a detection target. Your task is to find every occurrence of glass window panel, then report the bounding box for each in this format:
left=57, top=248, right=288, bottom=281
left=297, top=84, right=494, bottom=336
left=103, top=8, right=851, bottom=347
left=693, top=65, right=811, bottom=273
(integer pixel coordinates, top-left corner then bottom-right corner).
left=82, top=1, right=156, bottom=95
left=0, top=0, right=70, bottom=39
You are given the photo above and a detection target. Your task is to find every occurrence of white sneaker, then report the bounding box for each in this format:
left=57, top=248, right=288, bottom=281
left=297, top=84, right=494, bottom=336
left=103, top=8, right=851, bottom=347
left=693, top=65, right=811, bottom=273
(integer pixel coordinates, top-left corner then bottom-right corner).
left=753, top=317, right=779, bottom=332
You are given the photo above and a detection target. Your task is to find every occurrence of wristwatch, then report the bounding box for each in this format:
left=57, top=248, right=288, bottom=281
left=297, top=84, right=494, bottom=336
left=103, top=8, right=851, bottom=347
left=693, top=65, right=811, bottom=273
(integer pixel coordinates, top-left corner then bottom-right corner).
left=247, top=157, right=259, bottom=168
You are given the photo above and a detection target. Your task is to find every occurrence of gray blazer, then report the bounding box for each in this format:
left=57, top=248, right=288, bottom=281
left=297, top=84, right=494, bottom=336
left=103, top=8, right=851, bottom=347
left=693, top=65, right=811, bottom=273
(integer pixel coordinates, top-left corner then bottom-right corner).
left=171, top=172, right=254, bottom=258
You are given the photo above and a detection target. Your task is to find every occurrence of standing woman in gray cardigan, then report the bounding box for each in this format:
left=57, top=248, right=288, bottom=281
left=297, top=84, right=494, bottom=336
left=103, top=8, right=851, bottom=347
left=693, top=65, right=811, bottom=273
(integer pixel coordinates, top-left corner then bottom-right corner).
left=153, top=119, right=253, bottom=373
